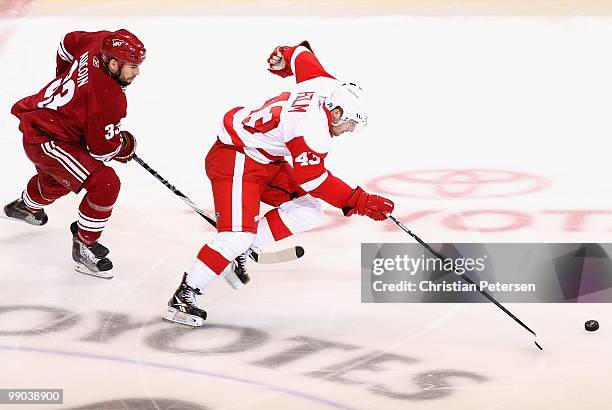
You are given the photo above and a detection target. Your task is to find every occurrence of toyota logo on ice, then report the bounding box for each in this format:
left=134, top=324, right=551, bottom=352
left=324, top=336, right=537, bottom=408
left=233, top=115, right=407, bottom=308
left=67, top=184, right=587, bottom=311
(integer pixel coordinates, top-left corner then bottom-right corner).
left=367, top=169, right=550, bottom=199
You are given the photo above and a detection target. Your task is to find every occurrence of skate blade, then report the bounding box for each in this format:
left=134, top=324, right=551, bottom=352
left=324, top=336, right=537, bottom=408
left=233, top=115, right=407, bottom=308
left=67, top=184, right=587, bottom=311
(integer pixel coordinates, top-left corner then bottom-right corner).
left=222, top=269, right=243, bottom=290
left=0, top=213, right=44, bottom=226
left=74, top=263, right=113, bottom=279
left=162, top=307, right=203, bottom=327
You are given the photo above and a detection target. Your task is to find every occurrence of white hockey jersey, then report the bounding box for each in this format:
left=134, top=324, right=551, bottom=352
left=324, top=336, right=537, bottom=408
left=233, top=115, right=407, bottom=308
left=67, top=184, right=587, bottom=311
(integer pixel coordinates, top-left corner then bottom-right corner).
left=217, top=43, right=357, bottom=209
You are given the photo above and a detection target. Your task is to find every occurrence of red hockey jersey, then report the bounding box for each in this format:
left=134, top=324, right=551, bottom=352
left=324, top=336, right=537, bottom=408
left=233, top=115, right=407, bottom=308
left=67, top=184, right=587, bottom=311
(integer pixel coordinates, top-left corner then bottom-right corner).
left=12, top=31, right=127, bottom=162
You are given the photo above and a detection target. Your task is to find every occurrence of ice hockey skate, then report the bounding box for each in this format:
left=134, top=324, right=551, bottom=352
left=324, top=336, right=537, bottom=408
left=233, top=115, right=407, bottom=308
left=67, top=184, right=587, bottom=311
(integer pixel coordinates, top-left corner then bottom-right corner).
left=222, top=250, right=252, bottom=290
left=70, top=222, right=109, bottom=258
left=71, top=223, right=113, bottom=279
left=2, top=198, right=48, bottom=226
left=163, top=273, right=208, bottom=327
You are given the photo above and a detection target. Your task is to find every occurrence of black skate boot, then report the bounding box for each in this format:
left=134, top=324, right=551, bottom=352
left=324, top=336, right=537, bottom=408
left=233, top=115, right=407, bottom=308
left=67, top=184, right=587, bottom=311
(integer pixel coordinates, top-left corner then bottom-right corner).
left=3, top=199, right=48, bottom=226
left=163, top=273, right=208, bottom=327
left=70, top=222, right=109, bottom=258
left=222, top=250, right=252, bottom=290
left=72, top=229, right=113, bottom=279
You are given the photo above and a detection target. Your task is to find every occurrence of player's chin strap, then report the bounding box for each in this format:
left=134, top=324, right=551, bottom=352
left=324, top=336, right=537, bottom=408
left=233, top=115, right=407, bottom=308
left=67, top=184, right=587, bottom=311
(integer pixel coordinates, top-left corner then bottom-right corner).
left=132, top=154, right=304, bottom=265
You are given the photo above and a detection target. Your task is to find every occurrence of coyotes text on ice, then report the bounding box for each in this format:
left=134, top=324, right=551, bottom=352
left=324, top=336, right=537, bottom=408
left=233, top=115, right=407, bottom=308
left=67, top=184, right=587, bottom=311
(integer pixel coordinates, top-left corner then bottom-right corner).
left=0, top=304, right=488, bottom=401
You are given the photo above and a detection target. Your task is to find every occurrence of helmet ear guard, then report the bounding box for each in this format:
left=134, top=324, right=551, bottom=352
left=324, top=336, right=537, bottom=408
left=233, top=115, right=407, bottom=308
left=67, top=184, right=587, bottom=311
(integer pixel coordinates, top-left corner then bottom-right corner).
left=325, top=82, right=368, bottom=129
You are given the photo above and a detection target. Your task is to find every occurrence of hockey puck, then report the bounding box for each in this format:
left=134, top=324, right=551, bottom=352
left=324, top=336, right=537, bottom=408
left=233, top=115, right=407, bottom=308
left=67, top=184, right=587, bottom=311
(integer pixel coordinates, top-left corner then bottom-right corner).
left=585, top=320, right=599, bottom=332
left=296, top=246, right=305, bottom=258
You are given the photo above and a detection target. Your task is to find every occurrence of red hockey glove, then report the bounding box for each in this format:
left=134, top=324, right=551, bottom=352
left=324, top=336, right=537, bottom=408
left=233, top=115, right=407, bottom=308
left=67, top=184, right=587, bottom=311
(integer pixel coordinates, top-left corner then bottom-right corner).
left=267, top=41, right=313, bottom=78
left=343, top=187, right=394, bottom=221
left=267, top=46, right=291, bottom=77
left=113, top=131, right=137, bottom=163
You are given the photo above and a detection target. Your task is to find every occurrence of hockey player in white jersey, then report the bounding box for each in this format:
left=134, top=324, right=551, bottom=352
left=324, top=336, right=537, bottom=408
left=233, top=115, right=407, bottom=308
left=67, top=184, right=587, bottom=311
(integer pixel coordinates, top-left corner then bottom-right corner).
left=164, top=41, right=394, bottom=327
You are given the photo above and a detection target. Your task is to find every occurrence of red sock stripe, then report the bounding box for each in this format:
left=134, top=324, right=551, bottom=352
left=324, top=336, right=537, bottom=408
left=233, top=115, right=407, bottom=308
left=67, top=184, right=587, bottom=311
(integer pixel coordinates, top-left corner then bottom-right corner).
left=265, top=208, right=292, bottom=241
left=197, top=244, right=231, bottom=275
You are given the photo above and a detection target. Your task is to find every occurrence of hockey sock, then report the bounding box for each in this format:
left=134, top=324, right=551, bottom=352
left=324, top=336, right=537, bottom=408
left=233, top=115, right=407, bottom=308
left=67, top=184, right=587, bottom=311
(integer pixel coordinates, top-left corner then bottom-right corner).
left=78, top=167, right=120, bottom=245
left=196, top=244, right=231, bottom=275
left=22, top=175, right=57, bottom=211
left=186, top=259, right=218, bottom=291
left=190, top=232, right=255, bottom=289
left=252, top=196, right=325, bottom=250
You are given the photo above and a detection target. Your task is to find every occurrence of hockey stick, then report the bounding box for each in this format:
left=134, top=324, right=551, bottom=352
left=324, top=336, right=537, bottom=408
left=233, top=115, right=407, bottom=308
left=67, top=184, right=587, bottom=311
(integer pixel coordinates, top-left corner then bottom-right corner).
left=387, top=215, right=543, bottom=350
left=133, top=154, right=304, bottom=264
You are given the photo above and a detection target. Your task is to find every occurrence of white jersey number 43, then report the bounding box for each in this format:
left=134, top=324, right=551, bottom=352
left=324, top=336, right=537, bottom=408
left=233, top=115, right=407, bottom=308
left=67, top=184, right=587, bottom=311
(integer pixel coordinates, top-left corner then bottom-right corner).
left=294, top=152, right=321, bottom=166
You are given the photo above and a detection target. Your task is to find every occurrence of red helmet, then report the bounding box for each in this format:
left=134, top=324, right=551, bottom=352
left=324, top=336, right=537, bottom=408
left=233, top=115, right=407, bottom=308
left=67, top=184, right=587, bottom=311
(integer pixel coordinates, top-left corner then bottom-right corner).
left=101, top=29, right=146, bottom=67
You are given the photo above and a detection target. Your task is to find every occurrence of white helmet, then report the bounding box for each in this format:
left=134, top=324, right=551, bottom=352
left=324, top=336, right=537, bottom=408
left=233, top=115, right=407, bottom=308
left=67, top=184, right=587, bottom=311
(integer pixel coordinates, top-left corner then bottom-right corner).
left=324, top=82, right=368, bottom=128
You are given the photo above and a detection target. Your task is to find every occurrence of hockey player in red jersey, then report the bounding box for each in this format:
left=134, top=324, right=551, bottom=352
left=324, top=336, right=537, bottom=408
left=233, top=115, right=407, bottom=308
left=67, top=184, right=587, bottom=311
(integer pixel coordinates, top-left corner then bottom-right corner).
left=164, top=41, right=394, bottom=327
left=2, top=29, right=146, bottom=279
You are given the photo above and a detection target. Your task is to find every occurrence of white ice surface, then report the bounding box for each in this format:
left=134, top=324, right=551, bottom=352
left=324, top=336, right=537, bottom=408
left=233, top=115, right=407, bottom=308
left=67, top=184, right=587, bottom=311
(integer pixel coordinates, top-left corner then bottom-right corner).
left=1, top=13, right=612, bottom=410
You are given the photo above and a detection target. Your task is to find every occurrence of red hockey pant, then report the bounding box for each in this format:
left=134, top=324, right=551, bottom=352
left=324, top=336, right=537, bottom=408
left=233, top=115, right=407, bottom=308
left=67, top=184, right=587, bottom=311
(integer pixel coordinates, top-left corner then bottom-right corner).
left=205, top=139, right=305, bottom=234
left=22, top=137, right=120, bottom=245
